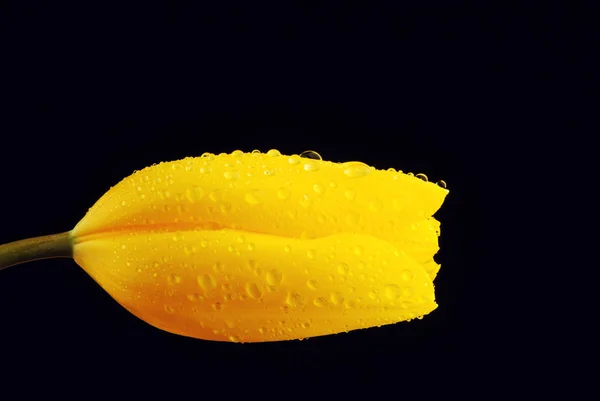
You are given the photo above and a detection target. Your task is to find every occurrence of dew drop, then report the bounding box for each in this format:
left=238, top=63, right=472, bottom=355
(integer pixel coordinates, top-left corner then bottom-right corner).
left=252, top=149, right=261, bottom=154
left=300, top=150, right=322, bottom=160
left=344, top=189, right=356, bottom=201
left=415, top=173, right=428, bottom=182
left=330, top=292, right=344, bottom=305
left=343, top=162, right=371, bottom=178
left=245, top=282, right=264, bottom=299
left=299, top=194, right=312, bottom=208
left=231, top=150, right=244, bottom=157
left=284, top=244, right=292, bottom=252
left=436, top=180, right=447, bottom=189
left=306, top=279, right=319, bottom=290
left=303, top=162, right=319, bottom=172
left=353, top=245, right=364, bottom=256
left=224, top=170, right=240, bottom=180
left=285, top=291, right=305, bottom=307
left=266, top=149, right=281, bottom=157
left=369, top=199, right=383, bottom=212
left=313, top=183, right=325, bottom=194
left=313, top=297, right=328, bottom=307
left=258, top=327, right=267, bottom=334
left=212, top=302, right=223, bottom=311
left=244, top=190, right=262, bottom=205
left=198, top=274, right=217, bottom=290
left=277, top=188, right=290, bottom=199
left=337, top=262, right=350, bottom=275
left=236, top=235, right=246, bottom=244
left=164, top=305, right=175, bottom=313
left=209, top=190, right=222, bottom=202
left=213, top=262, right=224, bottom=273
left=401, top=270, right=413, bottom=281
left=385, top=284, right=401, bottom=300
left=266, top=269, right=283, bottom=286
left=288, top=155, right=301, bottom=165
left=200, top=166, right=211, bottom=174
left=307, top=249, right=316, bottom=259
left=168, top=274, right=181, bottom=285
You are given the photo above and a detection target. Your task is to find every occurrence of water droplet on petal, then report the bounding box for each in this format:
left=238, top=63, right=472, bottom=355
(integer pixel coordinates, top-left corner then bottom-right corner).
left=245, top=282, right=264, bottom=299
left=266, top=269, right=283, bottom=286
left=436, top=180, right=447, bottom=188
left=330, top=292, right=344, bottom=305
left=300, top=150, right=322, bottom=160
left=313, top=297, right=328, bottom=307
left=337, top=263, right=350, bottom=275
left=344, top=189, right=356, bottom=200
left=288, top=155, right=301, bottom=165
left=307, top=249, right=316, bottom=259
left=198, top=274, right=217, bottom=290
left=343, top=162, right=371, bottom=178
left=385, top=284, right=402, bottom=300
left=369, top=199, right=383, bottom=212
left=416, top=173, right=428, bottom=182
left=244, top=190, right=262, bottom=205
left=266, top=149, right=281, bottom=157
left=401, top=270, right=413, bottom=281
left=277, top=188, right=290, bottom=200
left=303, top=162, right=319, bottom=172
left=306, top=279, right=319, bottom=290
left=231, top=150, right=244, bottom=157
left=224, top=170, right=240, bottom=180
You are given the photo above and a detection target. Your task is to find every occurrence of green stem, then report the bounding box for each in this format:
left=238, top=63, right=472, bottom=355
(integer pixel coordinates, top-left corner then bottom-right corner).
left=0, top=232, right=73, bottom=271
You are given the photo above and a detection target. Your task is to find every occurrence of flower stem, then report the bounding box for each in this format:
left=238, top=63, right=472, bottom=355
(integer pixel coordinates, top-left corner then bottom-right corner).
left=0, top=232, right=73, bottom=271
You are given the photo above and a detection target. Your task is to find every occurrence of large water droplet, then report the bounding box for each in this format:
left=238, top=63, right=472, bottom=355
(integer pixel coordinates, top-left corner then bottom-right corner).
left=337, top=263, right=350, bottom=275
left=224, top=170, right=240, bottom=180
left=245, top=282, right=264, bottom=299
left=313, top=297, right=328, bottom=307
left=300, top=150, right=322, bottom=160
left=198, top=274, right=217, bottom=290
left=277, top=188, right=290, bottom=200
left=267, top=149, right=281, bottom=157
left=288, top=155, right=301, bottom=165
left=369, top=199, right=383, bottom=212
left=231, top=150, right=244, bottom=157
left=330, top=292, right=344, bottom=305
left=303, top=162, right=319, bottom=172
left=344, top=189, right=356, bottom=201
left=343, top=162, right=371, bottom=178
left=415, top=173, right=428, bottom=182
left=285, top=292, right=304, bottom=307
left=266, top=269, right=283, bottom=286
left=313, top=183, right=325, bottom=194
left=306, top=279, right=319, bottom=290
left=384, top=284, right=402, bottom=300
left=436, top=180, right=447, bottom=189
left=244, top=190, right=262, bottom=205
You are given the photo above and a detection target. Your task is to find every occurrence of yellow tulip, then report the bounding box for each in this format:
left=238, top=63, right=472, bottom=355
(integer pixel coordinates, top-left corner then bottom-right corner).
left=0, top=149, right=448, bottom=342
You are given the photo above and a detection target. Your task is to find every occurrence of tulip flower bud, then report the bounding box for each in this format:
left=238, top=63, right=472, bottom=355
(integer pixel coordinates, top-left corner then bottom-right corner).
left=0, top=149, right=448, bottom=342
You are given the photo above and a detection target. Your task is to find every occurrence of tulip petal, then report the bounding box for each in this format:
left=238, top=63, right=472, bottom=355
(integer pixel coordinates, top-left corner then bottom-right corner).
left=74, top=229, right=436, bottom=342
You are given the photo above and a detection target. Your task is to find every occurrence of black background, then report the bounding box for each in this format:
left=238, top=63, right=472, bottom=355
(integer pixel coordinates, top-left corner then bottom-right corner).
left=0, top=0, right=579, bottom=395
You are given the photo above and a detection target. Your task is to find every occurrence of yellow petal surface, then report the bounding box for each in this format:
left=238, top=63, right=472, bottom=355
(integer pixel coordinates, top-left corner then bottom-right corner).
left=71, top=150, right=448, bottom=342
